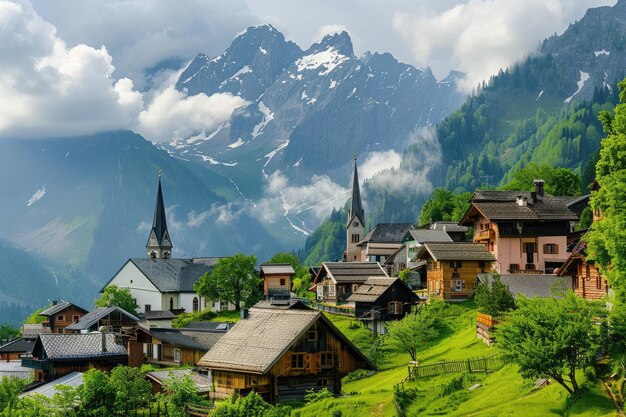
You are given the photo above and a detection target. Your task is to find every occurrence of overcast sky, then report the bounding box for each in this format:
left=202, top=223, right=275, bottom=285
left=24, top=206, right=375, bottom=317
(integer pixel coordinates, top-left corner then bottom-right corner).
left=0, top=0, right=615, bottom=140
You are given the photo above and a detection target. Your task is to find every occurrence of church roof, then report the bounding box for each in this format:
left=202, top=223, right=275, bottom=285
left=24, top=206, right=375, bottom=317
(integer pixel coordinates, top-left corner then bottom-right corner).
left=349, top=159, right=365, bottom=226
left=359, top=223, right=414, bottom=244
left=129, top=258, right=217, bottom=293
left=147, top=177, right=171, bottom=247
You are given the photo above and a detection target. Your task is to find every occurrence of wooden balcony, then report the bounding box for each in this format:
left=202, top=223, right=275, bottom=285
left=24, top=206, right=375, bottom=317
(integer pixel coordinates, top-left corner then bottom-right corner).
left=475, top=229, right=494, bottom=241
left=508, top=269, right=545, bottom=275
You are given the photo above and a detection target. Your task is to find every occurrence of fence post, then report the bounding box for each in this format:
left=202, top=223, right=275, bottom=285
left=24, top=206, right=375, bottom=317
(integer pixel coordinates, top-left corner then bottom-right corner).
left=467, top=358, right=472, bottom=373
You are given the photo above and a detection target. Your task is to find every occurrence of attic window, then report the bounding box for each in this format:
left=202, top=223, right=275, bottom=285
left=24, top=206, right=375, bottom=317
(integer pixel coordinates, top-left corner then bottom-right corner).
left=388, top=301, right=403, bottom=315
left=308, top=329, right=318, bottom=342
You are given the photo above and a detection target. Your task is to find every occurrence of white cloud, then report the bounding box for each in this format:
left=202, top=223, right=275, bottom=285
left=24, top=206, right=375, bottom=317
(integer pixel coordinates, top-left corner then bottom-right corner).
left=0, top=0, right=143, bottom=138
left=359, top=150, right=403, bottom=181
left=137, top=86, right=248, bottom=143
left=255, top=171, right=348, bottom=224
left=314, top=24, right=348, bottom=42
left=393, top=0, right=614, bottom=90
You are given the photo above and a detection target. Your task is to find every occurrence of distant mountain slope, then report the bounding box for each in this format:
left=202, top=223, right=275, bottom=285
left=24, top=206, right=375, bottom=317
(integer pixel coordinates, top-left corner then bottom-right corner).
left=0, top=131, right=287, bottom=297
left=168, top=25, right=464, bottom=194
left=422, top=0, right=626, bottom=193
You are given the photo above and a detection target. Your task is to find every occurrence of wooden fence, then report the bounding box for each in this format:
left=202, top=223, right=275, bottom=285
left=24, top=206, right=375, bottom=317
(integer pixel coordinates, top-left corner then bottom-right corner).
left=298, top=299, right=355, bottom=317
left=411, top=355, right=504, bottom=378
left=0, top=370, right=33, bottom=380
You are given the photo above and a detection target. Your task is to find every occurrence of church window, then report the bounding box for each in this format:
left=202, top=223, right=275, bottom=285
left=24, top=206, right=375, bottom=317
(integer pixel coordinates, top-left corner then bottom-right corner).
left=193, top=297, right=199, bottom=312
left=163, top=251, right=170, bottom=259
left=145, top=304, right=151, bottom=312
left=150, top=251, right=157, bottom=259
left=169, top=297, right=174, bottom=310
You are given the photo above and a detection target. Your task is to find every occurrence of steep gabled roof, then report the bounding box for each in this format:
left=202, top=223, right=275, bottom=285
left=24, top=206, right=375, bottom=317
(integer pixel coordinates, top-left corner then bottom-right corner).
left=147, top=177, right=171, bottom=247
left=146, top=370, right=212, bottom=393
left=64, top=307, right=140, bottom=331
left=260, top=264, right=295, bottom=276
left=36, top=334, right=127, bottom=360
left=417, top=242, right=496, bottom=262
left=348, top=159, right=365, bottom=226
left=314, top=262, right=388, bottom=284
left=359, top=223, right=414, bottom=244
left=39, top=302, right=88, bottom=317
left=402, top=229, right=453, bottom=244
left=129, top=258, right=217, bottom=293
left=347, top=277, right=415, bottom=303
left=197, top=308, right=373, bottom=374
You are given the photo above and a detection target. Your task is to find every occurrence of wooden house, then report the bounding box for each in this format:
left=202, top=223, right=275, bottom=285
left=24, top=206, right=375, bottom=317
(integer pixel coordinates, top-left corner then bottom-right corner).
left=312, top=262, right=388, bottom=302
left=417, top=242, right=496, bottom=300
left=347, top=277, right=417, bottom=334
left=145, top=369, right=212, bottom=396
left=197, top=307, right=373, bottom=403
left=459, top=181, right=584, bottom=274
left=22, top=333, right=128, bottom=382
left=260, top=264, right=295, bottom=301
left=64, top=306, right=140, bottom=334
left=558, top=241, right=609, bottom=300
left=0, top=338, right=36, bottom=361
left=129, top=327, right=226, bottom=368
left=39, top=302, right=88, bottom=334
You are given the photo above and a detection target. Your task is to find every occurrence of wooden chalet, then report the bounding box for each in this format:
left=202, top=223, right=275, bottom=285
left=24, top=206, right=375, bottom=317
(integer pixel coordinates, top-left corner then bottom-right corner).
left=260, top=263, right=295, bottom=302
left=39, top=301, right=88, bottom=334
left=64, top=306, right=140, bottom=334
left=197, top=307, right=374, bottom=403
left=129, top=327, right=226, bottom=367
left=558, top=240, right=609, bottom=300
left=459, top=182, right=584, bottom=275
left=0, top=338, right=36, bottom=361
left=22, top=333, right=128, bottom=382
left=312, top=262, right=388, bottom=302
left=417, top=242, right=496, bottom=300
left=347, top=277, right=417, bottom=334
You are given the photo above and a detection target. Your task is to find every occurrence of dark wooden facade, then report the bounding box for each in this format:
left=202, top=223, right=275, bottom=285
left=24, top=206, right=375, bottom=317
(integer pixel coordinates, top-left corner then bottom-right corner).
left=41, top=305, right=88, bottom=334
left=351, top=280, right=417, bottom=321
left=560, top=254, right=609, bottom=300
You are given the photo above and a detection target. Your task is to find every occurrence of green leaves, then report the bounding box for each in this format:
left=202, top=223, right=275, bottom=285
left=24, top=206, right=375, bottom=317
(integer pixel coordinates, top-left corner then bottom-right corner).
left=387, top=301, right=444, bottom=361
left=95, top=285, right=138, bottom=314
left=474, top=273, right=516, bottom=317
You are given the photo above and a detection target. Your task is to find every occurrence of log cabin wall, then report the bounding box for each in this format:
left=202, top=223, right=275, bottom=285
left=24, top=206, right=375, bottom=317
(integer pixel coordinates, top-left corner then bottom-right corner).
left=427, top=260, right=488, bottom=300
left=572, top=258, right=608, bottom=300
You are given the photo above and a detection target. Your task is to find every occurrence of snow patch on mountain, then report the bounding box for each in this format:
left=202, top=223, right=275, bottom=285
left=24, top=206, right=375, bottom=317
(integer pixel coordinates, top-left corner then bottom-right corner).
left=295, top=47, right=349, bottom=76
left=264, top=140, right=289, bottom=167
left=27, top=186, right=46, bottom=206
left=594, top=50, right=610, bottom=57
left=564, top=71, right=590, bottom=103
left=228, top=138, right=245, bottom=149
left=251, top=102, right=274, bottom=139
left=199, top=155, right=238, bottom=166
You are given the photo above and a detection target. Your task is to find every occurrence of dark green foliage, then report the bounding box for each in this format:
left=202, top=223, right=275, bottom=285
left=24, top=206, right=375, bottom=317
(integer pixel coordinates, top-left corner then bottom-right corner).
left=194, top=253, right=261, bottom=310
left=387, top=301, right=445, bottom=362
left=605, top=301, right=626, bottom=411
left=109, top=366, right=152, bottom=415
left=78, top=369, right=116, bottom=416
left=300, top=207, right=347, bottom=265
left=23, top=306, right=49, bottom=325
left=0, top=325, right=19, bottom=341
left=342, top=369, right=370, bottom=384
left=474, top=274, right=516, bottom=317
left=497, top=293, right=602, bottom=395
left=212, top=391, right=290, bottom=417
left=95, top=285, right=138, bottom=314
left=577, top=206, right=593, bottom=230
left=162, top=373, right=210, bottom=416
left=418, top=189, right=471, bottom=226
left=304, top=388, right=334, bottom=403
left=500, top=163, right=582, bottom=195
left=171, top=308, right=218, bottom=328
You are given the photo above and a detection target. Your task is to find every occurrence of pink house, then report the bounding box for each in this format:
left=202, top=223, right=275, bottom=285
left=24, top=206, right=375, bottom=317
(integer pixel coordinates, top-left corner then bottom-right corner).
left=460, top=181, right=582, bottom=275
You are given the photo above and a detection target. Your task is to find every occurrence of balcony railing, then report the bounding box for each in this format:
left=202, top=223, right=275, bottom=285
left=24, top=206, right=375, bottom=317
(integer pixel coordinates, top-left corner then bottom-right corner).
left=21, top=358, right=49, bottom=371
left=508, top=269, right=545, bottom=275
left=475, top=229, right=494, bottom=240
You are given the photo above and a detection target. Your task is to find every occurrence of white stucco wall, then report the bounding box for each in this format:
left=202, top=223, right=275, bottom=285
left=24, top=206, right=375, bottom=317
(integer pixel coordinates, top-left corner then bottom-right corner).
left=107, top=261, right=163, bottom=314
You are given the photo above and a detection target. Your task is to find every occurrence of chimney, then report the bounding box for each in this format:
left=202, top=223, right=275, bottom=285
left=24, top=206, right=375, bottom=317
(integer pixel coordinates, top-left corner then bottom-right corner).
left=534, top=179, right=545, bottom=197
left=240, top=309, right=249, bottom=320
left=52, top=300, right=58, bottom=306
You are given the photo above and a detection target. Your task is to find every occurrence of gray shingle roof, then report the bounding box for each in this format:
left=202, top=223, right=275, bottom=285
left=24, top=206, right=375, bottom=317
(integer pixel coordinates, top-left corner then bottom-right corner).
left=404, top=229, right=453, bottom=244
left=197, top=308, right=372, bottom=374
left=360, top=223, right=414, bottom=244
left=146, top=370, right=212, bottom=392
left=260, top=264, right=295, bottom=275
left=478, top=274, right=573, bottom=298
left=418, top=242, right=496, bottom=261
left=20, top=372, right=84, bottom=399
left=184, top=322, right=232, bottom=331
left=428, top=221, right=468, bottom=233
left=468, top=191, right=579, bottom=221
left=39, top=302, right=87, bottom=317
left=320, top=262, right=388, bottom=284
left=65, top=307, right=139, bottom=331
left=38, top=334, right=127, bottom=360
left=347, top=277, right=400, bottom=303
left=143, top=328, right=224, bottom=351
left=0, top=338, right=35, bottom=354
left=129, top=258, right=216, bottom=293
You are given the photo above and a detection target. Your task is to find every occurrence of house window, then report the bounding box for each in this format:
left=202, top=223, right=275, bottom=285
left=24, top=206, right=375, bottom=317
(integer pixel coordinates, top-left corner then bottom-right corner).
left=308, top=329, right=318, bottom=342
left=56, top=315, right=64, bottom=322
left=449, top=261, right=462, bottom=269
left=596, top=275, right=602, bottom=290
left=453, top=280, right=464, bottom=292
left=72, top=315, right=79, bottom=322
left=543, top=244, right=558, bottom=254
left=169, top=298, right=174, bottom=310
left=245, top=375, right=258, bottom=386
left=280, top=278, right=286, bottom=286
left=320, top=352, right=334, bottom=368
left=291, top=353, right=305, bottom=369
left=220, top=300, right=229, bottom=311
left=174, top=349, right=180, bottom=363
left=388, top=301, right=403, bottom=315
left=145, top=305, right=151, bottom=312
left=523, top=243, right=536, bottom=253
left=509, top=264, right=520, bottom=271
left=193, top=297, right=199, bottom=313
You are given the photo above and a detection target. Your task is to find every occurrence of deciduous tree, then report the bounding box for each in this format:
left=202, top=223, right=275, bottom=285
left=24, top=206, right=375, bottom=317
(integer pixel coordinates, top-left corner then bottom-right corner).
left=95, top=285, right=138, bottom=314
left=194, top=253, right=260, bottom=311
left=474, top=273, right=516, bottom=317
left=386, top=301, right=444, bottom=361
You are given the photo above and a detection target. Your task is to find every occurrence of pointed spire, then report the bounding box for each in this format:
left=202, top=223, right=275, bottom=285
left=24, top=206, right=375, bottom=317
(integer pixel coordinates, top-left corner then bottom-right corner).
left=147, top=168, right=172, bottom=258
left=349, top=156, right=364, bottom=225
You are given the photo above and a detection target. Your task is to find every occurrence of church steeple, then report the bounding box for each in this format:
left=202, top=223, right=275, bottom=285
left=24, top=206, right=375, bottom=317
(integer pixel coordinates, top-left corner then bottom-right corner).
left=348, top=156, right=364, bottom=226
left=346, top=156, right=366, bottom=262
left=146, top=169, right=172, bottom=259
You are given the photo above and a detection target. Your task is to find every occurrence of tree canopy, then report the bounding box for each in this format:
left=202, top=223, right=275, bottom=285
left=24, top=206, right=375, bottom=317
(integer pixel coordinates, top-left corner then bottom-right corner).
left=194, top=253, right=260, bottom=311
left=474, top=273, right=516, bottom=317
left=418, top=188, right=471, bottom=227
left=95, top=285, right=138, bottom=314
left=586, top=78, right=626, bottom=300
left=500, top=163, right=582, bottom=196
left=497, top=293, right=602, bottom=395
left=386, top=301, right=444, bottom=362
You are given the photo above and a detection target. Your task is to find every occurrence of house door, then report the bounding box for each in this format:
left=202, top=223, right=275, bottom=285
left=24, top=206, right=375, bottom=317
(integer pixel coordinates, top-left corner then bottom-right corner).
left=525, top=243, right=534, bottom=264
